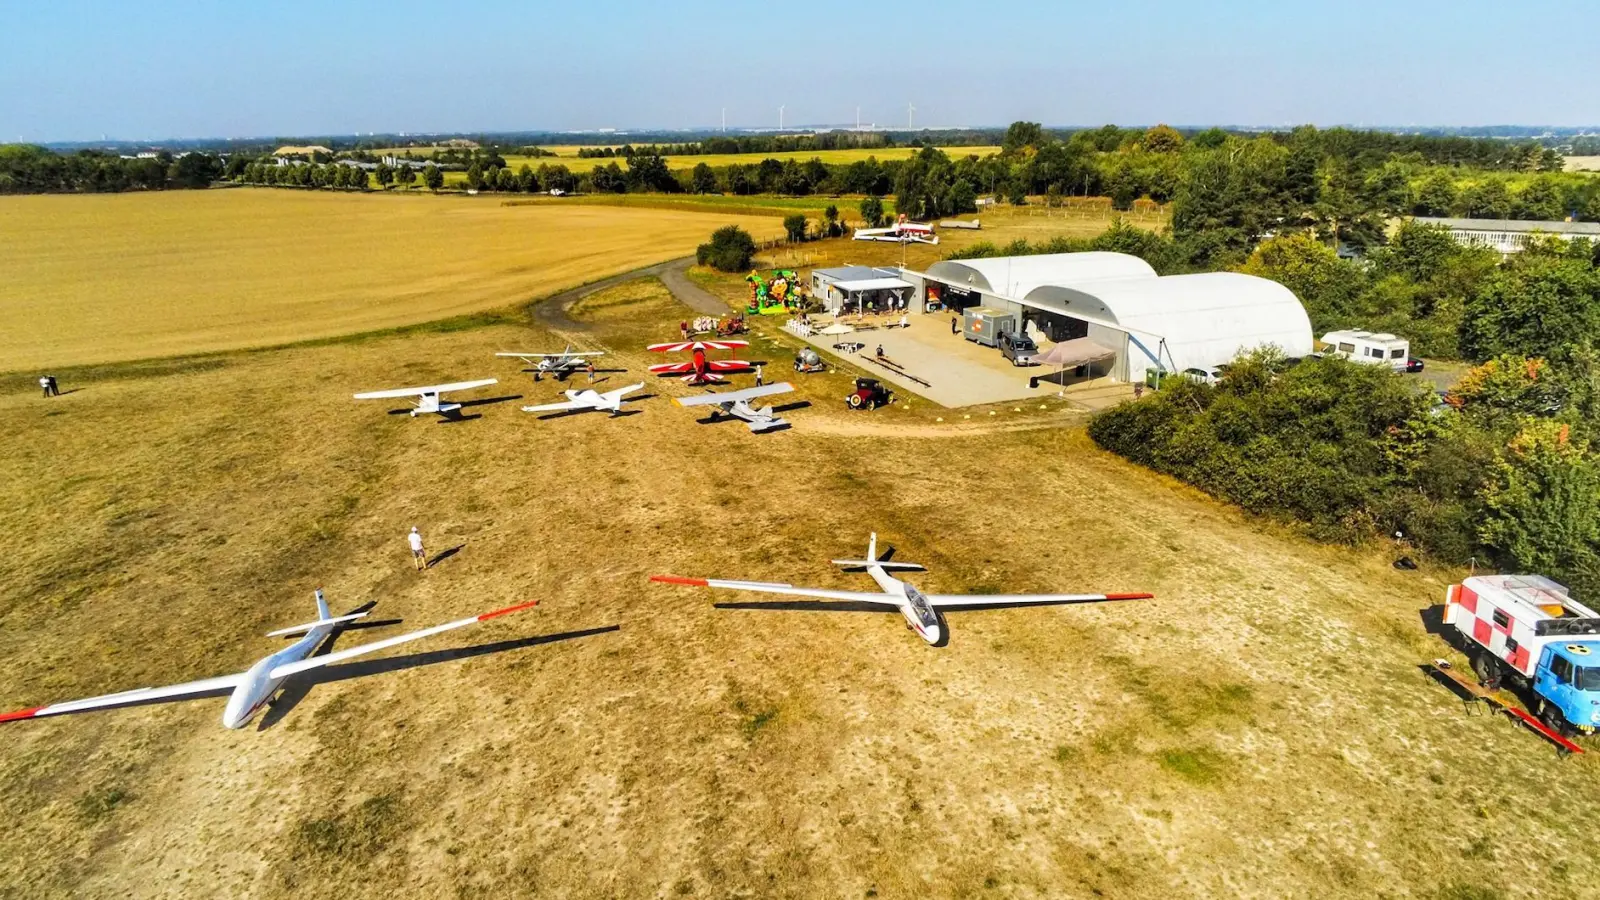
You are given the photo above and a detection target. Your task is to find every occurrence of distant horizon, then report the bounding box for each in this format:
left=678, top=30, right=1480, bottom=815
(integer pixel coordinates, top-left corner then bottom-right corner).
left=28, top=122, right=1600, bottom=149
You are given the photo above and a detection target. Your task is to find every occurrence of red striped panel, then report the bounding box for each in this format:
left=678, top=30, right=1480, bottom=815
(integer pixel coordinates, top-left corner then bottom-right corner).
left=1473, top=617, right=1492, bottom=645
left=477, top=600, right=539, bottom=621
left=650, top=575, right=708, bottom=587
left=1460, top=586, right=1479, bottom=615
left=1510, top=645, right=1530, bottom=671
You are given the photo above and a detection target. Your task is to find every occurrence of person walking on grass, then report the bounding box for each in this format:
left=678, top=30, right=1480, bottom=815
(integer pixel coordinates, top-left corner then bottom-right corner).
left=755, top=364, right=764, bottom=388
left=408, top=526, right=426, bottom=571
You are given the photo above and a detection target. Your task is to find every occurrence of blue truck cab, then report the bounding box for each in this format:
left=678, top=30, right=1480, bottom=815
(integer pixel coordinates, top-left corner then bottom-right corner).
left=1533, top=641, right=1600, bottom=731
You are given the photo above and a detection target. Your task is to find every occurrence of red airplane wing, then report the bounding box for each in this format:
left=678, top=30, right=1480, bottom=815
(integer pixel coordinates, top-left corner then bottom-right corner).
left=647, top=341, right=694, bottom=353
left=648, top=362, right=694, bottom=374
left=699, top=340, right=749, bottom=351
left=706, top=359, right=752, bottom=371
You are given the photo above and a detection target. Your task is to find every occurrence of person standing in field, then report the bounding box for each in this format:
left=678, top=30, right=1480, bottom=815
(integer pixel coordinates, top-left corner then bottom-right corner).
left=586, top=361, right=596, bottom=383
left=755, top=364, right=764, bottom=387
left=951, top=315, right=958, bottom=335
left=408, top=526, right=426, bottom=571
left=39, top=376, right=51, bottom=398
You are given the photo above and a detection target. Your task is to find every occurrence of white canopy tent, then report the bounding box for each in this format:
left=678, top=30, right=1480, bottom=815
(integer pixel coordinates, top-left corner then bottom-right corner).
left=823, top=276, right=915, bottom=315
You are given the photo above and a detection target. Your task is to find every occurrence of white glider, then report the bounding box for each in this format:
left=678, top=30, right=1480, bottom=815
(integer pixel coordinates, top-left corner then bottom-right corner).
left=653, top=533, right=1150, bottom=646
left=496, top=346, right=605, bottom=382
left=0, top=591, right=539, bottom=730
left=523, top=382, right=644, bottom=416
left=353, top=379, right=498, bottom=417
left=674, top=382, right=795, bottom=432
left=852, top=216, right=938, bottom=245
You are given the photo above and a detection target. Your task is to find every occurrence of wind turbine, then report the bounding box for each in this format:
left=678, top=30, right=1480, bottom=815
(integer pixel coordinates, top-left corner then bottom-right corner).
left=779, top=105, right=785, bottom=130
left=908, top=103, right=915, bottom=130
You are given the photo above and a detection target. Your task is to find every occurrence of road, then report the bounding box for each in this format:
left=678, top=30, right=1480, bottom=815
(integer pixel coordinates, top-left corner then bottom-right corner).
left=532, top=256, right=731, bottom=332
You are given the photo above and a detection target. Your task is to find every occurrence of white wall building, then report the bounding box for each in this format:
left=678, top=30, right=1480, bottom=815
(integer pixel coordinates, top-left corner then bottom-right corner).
left=1413, top=216, right=1600, bottom=256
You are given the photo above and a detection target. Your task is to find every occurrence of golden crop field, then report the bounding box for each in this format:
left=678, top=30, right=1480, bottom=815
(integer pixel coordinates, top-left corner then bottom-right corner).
left=369, top=146, right=1001, bottom=179
left=0, top=190, right=783, bottom=372
left=1, top=279, right=1594, bottom=899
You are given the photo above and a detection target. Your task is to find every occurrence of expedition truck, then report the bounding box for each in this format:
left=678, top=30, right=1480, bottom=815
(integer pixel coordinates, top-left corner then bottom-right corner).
left=1444, top=574, right=1600, bottom=735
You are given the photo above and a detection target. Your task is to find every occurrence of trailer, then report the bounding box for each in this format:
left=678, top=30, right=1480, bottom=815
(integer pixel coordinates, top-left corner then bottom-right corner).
left=1442, top=574, right=1600, bottom=736
left=962, top=307, right=1015, bottom=348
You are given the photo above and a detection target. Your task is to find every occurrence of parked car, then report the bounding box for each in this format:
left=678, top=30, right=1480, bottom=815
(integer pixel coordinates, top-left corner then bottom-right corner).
left=846, top=377, right=892, bottom=410
left=1179, top=367, right=1225, bottom=385
left=999, top=331, right=1038, bottom=366
left=1405, top=357, right=1425, bottom=373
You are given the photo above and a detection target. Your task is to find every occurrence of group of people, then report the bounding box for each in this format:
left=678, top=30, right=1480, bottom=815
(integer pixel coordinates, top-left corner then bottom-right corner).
left=38, top=375, right=61, bottom=397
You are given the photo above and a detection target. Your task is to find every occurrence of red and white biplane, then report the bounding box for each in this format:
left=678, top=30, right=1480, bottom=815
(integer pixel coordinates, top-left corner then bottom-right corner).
left=646, top=339, right=753, bottom=386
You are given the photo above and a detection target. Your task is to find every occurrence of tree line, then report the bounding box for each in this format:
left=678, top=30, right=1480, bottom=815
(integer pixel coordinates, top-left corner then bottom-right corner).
left=0, top=144, right=224, bottom=193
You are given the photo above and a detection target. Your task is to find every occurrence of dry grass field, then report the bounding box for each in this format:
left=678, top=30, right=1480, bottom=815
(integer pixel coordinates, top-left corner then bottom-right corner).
left=0, top=190, right=783, bottom=372
left=1, top=275, right=1596, bottom=900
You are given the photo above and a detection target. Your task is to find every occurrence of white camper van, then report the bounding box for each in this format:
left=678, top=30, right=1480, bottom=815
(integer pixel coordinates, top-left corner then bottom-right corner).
left=1320, top=330, right=1412, bottom=372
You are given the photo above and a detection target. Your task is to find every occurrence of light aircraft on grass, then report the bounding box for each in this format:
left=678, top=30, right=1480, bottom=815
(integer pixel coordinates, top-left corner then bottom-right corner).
left=523, top=383, right=645, bottom=417
left=496, top=346, right=606, bottom=382
left=353, top=379, right=498, bottom=417
left=652, top=533, right=1150, bottom=646
left=674, top=382, right=795, bottom=432
left=0, top=590, right=539, bottom=730
left=852, top=215, right=938, bottom=245
left=647, top=339, right=752, bottom=386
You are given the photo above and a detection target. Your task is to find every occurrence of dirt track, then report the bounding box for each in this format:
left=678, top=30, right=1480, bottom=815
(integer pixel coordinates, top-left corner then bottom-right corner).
left=532, top=256, right=727, bottom=332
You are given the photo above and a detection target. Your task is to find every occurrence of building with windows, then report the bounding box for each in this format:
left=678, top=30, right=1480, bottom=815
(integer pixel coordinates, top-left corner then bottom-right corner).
left=1412, top=216, right=1600, bottom=256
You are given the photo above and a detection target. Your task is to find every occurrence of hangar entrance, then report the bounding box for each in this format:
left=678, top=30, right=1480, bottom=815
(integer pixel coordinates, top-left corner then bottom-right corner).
left=1021, top=309, right=1087, bottom=343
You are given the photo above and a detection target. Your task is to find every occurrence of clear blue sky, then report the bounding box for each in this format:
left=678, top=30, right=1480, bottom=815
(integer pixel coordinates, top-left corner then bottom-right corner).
left=1, top=0, right=1594, bottom=142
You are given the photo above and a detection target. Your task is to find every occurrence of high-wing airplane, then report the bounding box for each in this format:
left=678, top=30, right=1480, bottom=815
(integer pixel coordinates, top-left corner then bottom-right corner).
left=522, top=382, right=644, bottom=417
left=647, top=339, right=752, bottom=386
left=674, top=382, right=795, bottom=432
left=352, top=379, right=498, bottom=417
left=496, top=346, right=606, bottom=382
left=0, top=590, right=539, bottom=730
left=852, top=215, right=938, bottom=245
left=652, top=533, right=1150, bottom=646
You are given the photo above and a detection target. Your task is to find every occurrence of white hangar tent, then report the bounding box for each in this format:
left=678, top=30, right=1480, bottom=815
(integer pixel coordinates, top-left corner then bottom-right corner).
left=908, top=252, right=1313, bottom=382
left=1019, top=272, right=1315, bottom=381
left=920, top=252, right=1157, bottom=311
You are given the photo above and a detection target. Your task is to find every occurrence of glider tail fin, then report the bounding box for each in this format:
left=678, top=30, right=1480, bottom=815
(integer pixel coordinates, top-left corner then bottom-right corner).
left=315, top=588, right=330, bottom=621
left=266, top=590, right=370, bottom=637
left=830, top=533, right=925, bottom=571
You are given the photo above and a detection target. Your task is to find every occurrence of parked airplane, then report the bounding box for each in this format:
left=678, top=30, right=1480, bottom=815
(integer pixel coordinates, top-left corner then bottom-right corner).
left=0, top=590, right=539, bottom=729
left=353, top=379, right=498, bottom=417
left=674, top=382, right=795, bottom=432
left=496, top=346, right=606, bottom=382
left=853, top=215, right=938, bottom=245
left=652, top=533, right=1150, bottom=646
left=523, top=383, right=644, bottom=416
left=647, top=339, right=753, bottom=386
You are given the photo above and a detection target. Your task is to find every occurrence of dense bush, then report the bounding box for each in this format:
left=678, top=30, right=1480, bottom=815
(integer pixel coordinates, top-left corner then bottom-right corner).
left=696, top=225, right=757, bottom=272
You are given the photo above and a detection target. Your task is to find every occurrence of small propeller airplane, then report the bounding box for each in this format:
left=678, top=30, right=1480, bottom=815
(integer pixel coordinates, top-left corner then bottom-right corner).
left=647, top=339, right=752, bottom=386
left=652, top=533, right=1151, bottom=646
left=496, top=346, right=606, bottom=382
left=0, top=590, right=539, bottom=730
left=674, top=382, right=795, bottom=432
left=852, top=214, right=938, bottom=245
left=352, top=379, right=498, bottom=418
left=522, top=383, right=644, bottom=417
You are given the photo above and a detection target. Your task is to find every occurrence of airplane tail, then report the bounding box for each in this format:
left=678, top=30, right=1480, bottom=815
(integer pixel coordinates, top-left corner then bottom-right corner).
left=266, top=589, right=369, bottom=637
left=831, top=532, right=924, bottom=571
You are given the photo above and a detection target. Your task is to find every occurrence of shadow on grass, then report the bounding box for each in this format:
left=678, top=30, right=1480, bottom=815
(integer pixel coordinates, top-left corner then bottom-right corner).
left=257, top=625, right=621, bottom=730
